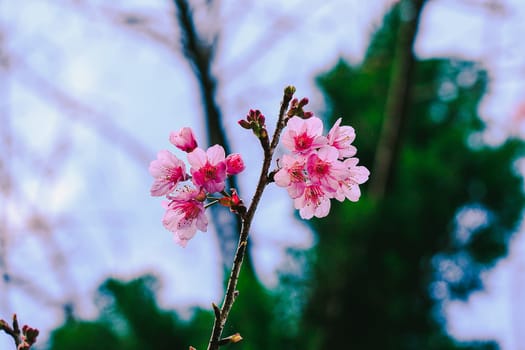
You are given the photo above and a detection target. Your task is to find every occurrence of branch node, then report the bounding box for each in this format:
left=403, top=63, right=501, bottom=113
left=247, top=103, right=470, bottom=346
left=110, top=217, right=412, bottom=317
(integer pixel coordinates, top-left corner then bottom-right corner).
left=212, top=303, right=221, bottom=320
left=218, top=333, right=243, bottom=346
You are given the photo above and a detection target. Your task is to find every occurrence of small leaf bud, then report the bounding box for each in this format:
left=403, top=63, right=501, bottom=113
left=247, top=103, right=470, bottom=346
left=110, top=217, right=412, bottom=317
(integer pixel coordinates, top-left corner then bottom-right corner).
left=238, top=119, right=252, bottom=129
left=284, top=85, right=296, bottom=98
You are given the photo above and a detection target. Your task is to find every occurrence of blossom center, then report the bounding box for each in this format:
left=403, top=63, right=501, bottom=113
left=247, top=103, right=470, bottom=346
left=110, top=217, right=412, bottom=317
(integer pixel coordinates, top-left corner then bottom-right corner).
left=184, top=202, right=201, bottom=220
left=313, top=161, right=329, bottom=176
left=166, top=166, right=184, bottom=182
left=295, top=133, right=313, bottom=151
left=290, top=164, right=306, bottom=182
left=173, top=200, right=201, bottom=229
left=304, top=185, right=323, bottom=206
left=202, top=163, right=218, bottom=181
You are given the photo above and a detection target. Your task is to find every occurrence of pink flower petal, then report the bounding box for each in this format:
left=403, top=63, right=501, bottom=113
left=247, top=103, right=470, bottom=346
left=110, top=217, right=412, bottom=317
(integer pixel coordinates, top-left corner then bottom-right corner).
left=187, top=148, right=207, bottom=168
left=169, top=127, right=198, bottom=153
left=206, top=144, right=226, bottom=164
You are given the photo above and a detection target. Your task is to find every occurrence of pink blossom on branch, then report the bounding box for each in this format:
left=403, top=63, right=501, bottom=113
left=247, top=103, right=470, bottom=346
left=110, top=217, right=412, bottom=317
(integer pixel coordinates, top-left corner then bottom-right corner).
left=334, top=158, right=370, bottom=202
left=225, top=153, right=245, bottom=176
left=306, top=146, right=346, bottom=192
left=162, top=187, right=208, bottom=247
left=149, top=150, right=187, bottom=196
left=149, top=90, right=367, bottom=248
left=281, top=116, right=327, bottom=155
left=188, top=145, right=228, bottom=193
left=294, top=183, right=331, bottom=219
left=276, top=116, right=369, bottom=219
left=148, top=87, right=370, bottom=350
left=149, top=131, right=246, bottom=247
left=327, top=117, right=357, bottom=158
left=274, top=154, right=307, bottom=198
left=169, top=127, right=198, bottom=153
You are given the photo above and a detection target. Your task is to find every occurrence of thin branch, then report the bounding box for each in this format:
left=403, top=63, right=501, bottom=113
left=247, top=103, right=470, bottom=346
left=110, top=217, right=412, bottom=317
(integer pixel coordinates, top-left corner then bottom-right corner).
left=1, top=314, right=39, bottom=350
left=0, top=316, right=20, bottom=347
left=207, top=86, right=295, bottom=350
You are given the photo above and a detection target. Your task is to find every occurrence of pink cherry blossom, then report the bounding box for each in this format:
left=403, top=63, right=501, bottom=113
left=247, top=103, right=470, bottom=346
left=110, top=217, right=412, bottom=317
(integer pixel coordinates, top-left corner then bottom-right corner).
left=162, top=188, right=208, bottom=247
left=225, top=153, right=245, bottom=176
left=306, top=146, right=346, bottom=192
left=274, top=154, right=307, bottom=198
left=334, top=158, right=370, bottom=202
left=327, top=118, right=357, bottom=158
left=188, top=145, right=227, bottom=193
left=276, top=116, right=369, bottom=219
left=281, top=116, right=327, bottom=155
left=294, top=183, right=331, bottom=219
left=149, top=150, right=187, bottom=196
left=169, top=127, right=198, bottom=153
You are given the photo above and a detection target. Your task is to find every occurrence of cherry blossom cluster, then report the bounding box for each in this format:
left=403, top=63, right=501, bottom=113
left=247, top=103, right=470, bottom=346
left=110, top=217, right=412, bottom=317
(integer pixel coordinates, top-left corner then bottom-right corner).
left=147, top=87, right=370, bottom=350
left=274, top=116, right=370, bottom=219
left=149, top=127, right=245, bottom=247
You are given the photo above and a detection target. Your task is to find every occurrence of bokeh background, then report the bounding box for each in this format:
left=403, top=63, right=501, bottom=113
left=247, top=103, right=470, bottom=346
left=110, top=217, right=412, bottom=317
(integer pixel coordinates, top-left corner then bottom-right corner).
left=1, top=0, right=525, bottom=349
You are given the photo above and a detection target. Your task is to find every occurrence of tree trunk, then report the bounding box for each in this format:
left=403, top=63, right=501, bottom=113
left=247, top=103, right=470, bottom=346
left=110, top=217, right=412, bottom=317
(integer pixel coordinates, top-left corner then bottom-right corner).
left=369, top=0, right=427, bottom=199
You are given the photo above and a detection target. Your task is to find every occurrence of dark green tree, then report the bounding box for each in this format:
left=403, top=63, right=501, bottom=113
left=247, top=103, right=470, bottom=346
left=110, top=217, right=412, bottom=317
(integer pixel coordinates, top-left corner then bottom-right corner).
left=297, top=3, right=524, bottom=350
left=47, top=271, right=293, bottom=350
left=48, top=275, right=214, bottom=350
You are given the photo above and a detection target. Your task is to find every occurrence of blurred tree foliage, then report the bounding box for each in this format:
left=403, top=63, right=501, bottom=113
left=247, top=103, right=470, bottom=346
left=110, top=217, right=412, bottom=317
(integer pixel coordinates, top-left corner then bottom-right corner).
left=49, top=276, right=213, bottom=350
left=47, top=3, right=524, bottom=350
left=297, top=3, right=524, bottom=350
left=47, top=264, right=289, bottom=349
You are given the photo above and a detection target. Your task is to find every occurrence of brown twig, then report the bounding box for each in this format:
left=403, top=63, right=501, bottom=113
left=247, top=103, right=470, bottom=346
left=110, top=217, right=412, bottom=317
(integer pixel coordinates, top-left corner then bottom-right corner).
left=206, top=86, right=295, bottom=350
left=0, top=316, right=19, bottom=346
left=0, top=314, right=39, bottom=350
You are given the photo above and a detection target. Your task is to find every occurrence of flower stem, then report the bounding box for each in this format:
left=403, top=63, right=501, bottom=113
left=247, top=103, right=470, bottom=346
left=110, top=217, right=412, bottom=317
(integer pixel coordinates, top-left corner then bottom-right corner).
left=206, top=86, right=294, bottom=350
left=0, top=315, right=20, bottom=349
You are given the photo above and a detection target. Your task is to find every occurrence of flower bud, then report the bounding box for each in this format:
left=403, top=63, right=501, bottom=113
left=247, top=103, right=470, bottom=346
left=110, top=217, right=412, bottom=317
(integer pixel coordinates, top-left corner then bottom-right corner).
left=169, top=127, right=198, bottom=153
left=303, top=111, right=314, bottom=119
left=239, top=110, right=269, bottom=145
left=225, top=153, right=245, bottom=175
left=284, top=85, right=296, bottom=98
left=238, top=119, right=252, bottom=129
left=247, top=109, right=257, bottom=121
left=299, top=97, right=309, bottom=107
left=230, top=189, right=242, bottom=207
left=219, top=189, right=245, bottom=215
left=22, top=325, right=39, bottom=346
left=258, top=113, right=265, bottom=125
left=287, top=96, right=313, bottom=119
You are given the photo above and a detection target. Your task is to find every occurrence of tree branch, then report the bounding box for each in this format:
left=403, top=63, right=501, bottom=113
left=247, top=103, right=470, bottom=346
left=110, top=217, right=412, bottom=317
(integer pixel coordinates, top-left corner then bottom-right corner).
left=206, top=87, right=295, bottom=350
left=369, top=0, right=426, bottom=199
left=1, top=314, right=39, bottom=350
